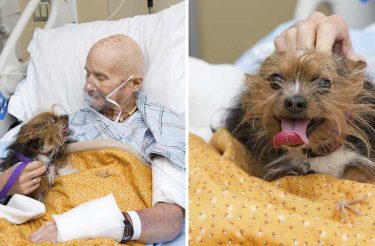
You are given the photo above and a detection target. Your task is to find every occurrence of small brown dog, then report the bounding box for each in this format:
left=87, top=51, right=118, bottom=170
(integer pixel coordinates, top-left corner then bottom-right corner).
left=0, top=112, right=70, bottom=200
left=226, top=51, right=375, bottom=183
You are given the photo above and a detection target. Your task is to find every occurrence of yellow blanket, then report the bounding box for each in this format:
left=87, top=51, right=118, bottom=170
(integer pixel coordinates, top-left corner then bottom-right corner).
left=189, top=129, right=375, bottom=245
left=0, top=148, right=152, bottom=245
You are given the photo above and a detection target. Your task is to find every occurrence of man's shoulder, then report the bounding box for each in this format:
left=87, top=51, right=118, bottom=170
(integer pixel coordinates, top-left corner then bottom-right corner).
left=69, top=107, right=96, bottom=124
left=136, top=92, right=167, bottom=111
left=70, top=107, right=93, bottom=117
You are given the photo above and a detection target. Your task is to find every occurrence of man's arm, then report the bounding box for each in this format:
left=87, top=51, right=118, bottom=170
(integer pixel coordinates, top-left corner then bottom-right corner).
left=30, top=203, right=183, bottom=243
left=30, top=158, right=185, bottom=243
left=126, top=202, right=184, bottom=243
left=132, top=156, right=185, bottom=242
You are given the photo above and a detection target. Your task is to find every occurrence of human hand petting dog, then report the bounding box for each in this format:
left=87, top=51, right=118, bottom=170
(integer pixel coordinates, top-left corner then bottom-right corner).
left=29, top=221, right=58, bottom=243
left=274, top=11, right=364, bottom=62
left=0, top=161, right=46, bottom=195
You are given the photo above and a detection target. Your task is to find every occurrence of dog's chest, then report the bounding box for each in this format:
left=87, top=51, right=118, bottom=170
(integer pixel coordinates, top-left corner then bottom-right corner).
left=308, top=147, right=360, bottom=178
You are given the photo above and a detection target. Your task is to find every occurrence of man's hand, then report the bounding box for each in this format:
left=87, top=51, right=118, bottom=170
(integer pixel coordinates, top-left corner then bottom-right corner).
left=29, top=221, right=58, bottom=243
left=274, top=11, right=364, bottom=61
left=0, top=161, right=46, bottom=196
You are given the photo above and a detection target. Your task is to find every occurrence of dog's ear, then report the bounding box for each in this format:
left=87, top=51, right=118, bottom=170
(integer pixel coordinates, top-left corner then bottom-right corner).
left=345, top=59, right=367, bottom=74
left=245, top=73, right=259, bottom=82
left=16, top=123, right=42, bottom=144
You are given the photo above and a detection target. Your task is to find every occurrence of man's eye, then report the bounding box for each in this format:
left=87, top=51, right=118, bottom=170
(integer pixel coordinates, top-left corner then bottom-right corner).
left=97, top=75, right=106, bottom=81
left=269, top=73, right=283, bottom=90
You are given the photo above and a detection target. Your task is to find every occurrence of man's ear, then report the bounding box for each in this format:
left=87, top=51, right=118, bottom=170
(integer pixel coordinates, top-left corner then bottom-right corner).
left=132, top=77, right=143, bottom=92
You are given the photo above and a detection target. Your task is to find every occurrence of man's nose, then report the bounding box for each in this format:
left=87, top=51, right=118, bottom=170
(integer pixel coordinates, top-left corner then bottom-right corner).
left=84, top=78, right=96, bottom=92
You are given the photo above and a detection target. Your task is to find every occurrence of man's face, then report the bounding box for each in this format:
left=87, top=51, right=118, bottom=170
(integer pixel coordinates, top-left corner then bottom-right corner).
left=84, top=47, right=132, bottom=111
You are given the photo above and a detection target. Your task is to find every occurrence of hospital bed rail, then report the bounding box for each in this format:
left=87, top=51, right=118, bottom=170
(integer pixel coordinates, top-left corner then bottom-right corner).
left=0, top=0, right=74, bottom=137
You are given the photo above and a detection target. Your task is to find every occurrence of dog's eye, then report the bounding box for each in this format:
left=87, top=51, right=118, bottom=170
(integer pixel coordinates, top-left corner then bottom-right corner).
left=317, top=78, right=332, bottom=90
left=52, top=116, right=57, bottom=123
left=269, top=73, right=283, bottom=90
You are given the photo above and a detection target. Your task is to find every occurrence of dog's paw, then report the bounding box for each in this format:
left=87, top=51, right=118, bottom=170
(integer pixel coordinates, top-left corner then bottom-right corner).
left=264, top=164, right=315, bottom=181
left=57, top=166, right=79, bottom=176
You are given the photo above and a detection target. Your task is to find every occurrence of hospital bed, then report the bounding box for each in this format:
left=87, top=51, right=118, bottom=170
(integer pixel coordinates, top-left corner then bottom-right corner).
left=0, top=0, right=74, bottom=137
left=0, top=0, right=185, bottom=244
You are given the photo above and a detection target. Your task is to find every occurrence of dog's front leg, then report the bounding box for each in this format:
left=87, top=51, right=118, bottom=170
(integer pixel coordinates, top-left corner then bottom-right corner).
left=263, top=156, right=315, bottom=181
left=341, top=158, right=375, bottom=184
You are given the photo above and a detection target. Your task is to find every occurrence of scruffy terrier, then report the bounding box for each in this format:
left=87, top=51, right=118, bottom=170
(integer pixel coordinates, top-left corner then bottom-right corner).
left=1, top=112, right=70, bottom=200
left=226, top=51, right=375, bottom=183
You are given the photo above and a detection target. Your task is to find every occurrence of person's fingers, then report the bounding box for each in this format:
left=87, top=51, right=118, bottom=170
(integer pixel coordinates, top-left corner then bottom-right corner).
left=23, top=165, right=47, bottom=181
left=275, top=12, right=327, bottom=52
left=274, top=35, right=287, bottom=51
left=296, top=20, right=318, bottom=50
left=24, top=161, right=44, bottom=172
left=27, top=182, right=41, bottom=193
left=29, top=225, right=45, bottom=241
left=284, top=27, right=298, bottom=51
left=275, top=11, right=358, bottom=59
left=275, top=25, right=298, bottom=52
left=23, top=177, right=42, bottom=188
left=31, top=232, right=52, bottom=243
left=30, top=222, right=57, bottom=243
left=316, top=15, right=349, bottom=54
left=305, top=11, right=327, bottom=25
left=29, top=222, right=52, bottom=239
left=18, top=181, right=40, bottom=195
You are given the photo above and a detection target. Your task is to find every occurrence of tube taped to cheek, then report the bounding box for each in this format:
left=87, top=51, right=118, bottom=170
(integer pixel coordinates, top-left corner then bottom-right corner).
left=52, top=193, right=124, bottom=242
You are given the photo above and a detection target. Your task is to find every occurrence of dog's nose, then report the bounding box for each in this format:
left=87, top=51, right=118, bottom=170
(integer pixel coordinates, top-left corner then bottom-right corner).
left=61, top=115, right=69, bottom=121
left=284, top=95, right=307, bottom=113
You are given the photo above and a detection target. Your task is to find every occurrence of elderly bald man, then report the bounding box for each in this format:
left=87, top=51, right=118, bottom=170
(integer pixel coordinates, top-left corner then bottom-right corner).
left=29, top=35, right=185, bottom=244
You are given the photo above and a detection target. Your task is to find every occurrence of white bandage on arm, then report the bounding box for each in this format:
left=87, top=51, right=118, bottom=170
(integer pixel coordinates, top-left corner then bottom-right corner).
left=52, top=193, right=124, bottom=242
left=151, top=157, right=185, bottom=209
left=0, top=194, right=46, bottom=224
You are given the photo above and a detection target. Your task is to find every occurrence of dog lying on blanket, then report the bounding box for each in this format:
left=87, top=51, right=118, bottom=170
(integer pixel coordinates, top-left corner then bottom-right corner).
left=226, top=51, right=375, bottom=183
left=1, top=112, right=71, bottom=201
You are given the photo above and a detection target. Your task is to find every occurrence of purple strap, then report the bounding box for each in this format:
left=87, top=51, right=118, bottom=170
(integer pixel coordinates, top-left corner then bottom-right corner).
left=0, top=154, right=32, bottom=199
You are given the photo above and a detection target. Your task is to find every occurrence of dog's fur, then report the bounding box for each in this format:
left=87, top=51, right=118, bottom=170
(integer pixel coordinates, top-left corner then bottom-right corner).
left=226, top=51, right=375, bottom=183
left=1, top=112, right=70, bottom=200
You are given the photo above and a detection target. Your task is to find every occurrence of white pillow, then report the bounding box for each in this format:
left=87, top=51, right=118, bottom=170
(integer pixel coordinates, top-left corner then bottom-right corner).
left=9, top=2, right=185, bottom=122
left=189, top=57, right=244, bottom=142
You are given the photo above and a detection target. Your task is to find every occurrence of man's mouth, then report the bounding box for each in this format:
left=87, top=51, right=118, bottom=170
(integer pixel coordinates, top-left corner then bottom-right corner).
left=272, top=118, right=325, bottom=147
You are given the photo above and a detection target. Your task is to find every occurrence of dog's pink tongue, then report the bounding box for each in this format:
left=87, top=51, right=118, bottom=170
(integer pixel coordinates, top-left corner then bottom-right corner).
left=273, top=119, right=309, bottom=147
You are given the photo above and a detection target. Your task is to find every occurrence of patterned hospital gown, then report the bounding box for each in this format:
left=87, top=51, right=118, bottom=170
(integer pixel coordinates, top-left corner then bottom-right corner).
left=69, top=92, right=185, bottom=169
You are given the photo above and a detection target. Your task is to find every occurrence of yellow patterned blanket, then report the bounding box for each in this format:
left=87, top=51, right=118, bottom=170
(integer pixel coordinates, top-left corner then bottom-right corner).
left=0, top=143, right=151, bottom=245
left=189, top=129, right=375, bottom=245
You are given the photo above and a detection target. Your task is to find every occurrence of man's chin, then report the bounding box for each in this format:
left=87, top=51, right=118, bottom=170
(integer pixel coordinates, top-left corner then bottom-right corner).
left=88, top=103, right=107, bottom=111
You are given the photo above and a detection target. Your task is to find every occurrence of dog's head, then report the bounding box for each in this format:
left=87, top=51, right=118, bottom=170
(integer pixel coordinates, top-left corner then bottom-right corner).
left=242, top=51, right=374, bottom=155
left=14, top=112, right=69, bottom=158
